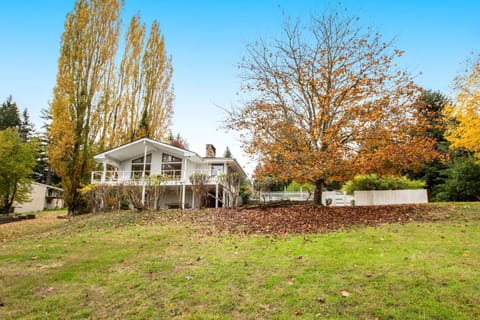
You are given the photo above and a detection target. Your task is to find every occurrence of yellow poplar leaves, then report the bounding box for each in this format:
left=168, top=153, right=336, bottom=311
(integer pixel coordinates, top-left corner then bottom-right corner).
left=48, top=0, right=174, bottom=214
left=444, top=55, right=480, bottom=161
left=49, top=0, right=121, bottom=214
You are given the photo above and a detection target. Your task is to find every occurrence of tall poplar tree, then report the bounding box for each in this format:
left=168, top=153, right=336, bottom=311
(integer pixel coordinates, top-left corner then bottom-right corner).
left=48, top=0, right=174, bottom=215
left=137, top=21, right=173, bottom=140
left=48, top=0, right=121, bottom=215
left=92, top=16, right=174, bottom=149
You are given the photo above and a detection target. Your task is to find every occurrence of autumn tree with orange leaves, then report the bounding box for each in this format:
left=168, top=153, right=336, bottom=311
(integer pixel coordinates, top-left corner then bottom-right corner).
left=227, top=11, right=437, bottom=205
left=48, top=0, right=173, bottom=215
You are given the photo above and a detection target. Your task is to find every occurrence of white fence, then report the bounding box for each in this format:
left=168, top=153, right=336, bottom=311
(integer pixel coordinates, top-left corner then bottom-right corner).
left=252, top=191, right=353, bottom=206
left=354, top=189, right=428, bottom=206
left=253, top=189, right=427, bottom=206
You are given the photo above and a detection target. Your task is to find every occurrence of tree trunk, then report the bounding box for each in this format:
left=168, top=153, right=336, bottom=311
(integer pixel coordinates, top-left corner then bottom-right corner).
left=67, top=189, right=82, bottom=216
left=313, top=179, right=325, bottom=205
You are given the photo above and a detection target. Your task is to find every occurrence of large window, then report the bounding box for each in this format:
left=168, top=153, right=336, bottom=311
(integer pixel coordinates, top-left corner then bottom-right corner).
left=211, top=164, right=224, bottom=177
left=131, top=153, right=152, bottom=179
left=162, top=153, right=182, bottom=180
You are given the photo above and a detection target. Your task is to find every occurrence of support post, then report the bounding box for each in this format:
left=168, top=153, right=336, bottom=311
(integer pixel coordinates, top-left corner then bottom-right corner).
left=191, top=189, right=195, bottom=209
left=141, top=140, right=147, bottom=206
left=181, top=183, right=186, bottom=209
left=222, top=189, right=226, bottom=208
left=215, top=183, right=219, bottom=208
left=102, top=161, right=107, bottom=183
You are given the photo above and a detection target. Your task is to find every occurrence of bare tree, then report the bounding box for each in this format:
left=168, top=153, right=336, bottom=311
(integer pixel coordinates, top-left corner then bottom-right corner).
left=189, top=172, right=210, bottom=209
left=218, top=172, right=240, bottom=208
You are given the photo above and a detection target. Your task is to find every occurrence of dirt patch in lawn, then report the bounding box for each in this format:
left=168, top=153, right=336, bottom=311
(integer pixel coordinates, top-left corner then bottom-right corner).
left=0, top=212, right=66, bottom=242
left=183, top=204, right=440, bottom=235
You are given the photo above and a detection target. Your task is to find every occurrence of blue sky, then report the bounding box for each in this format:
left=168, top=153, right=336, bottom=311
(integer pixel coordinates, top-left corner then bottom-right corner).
left=0, top=0, right=479, bottom=175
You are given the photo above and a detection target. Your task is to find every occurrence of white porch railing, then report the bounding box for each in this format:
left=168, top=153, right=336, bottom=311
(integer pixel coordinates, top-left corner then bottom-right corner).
left=91, top=169, right=218, bottom=185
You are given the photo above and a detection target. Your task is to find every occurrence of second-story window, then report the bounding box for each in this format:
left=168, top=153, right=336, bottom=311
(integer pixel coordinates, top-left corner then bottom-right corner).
left=131, top=153, right=152, bottom=179
left=162, top=153, right=182, bottom=180
left=211, top=164, right=224, bottom=177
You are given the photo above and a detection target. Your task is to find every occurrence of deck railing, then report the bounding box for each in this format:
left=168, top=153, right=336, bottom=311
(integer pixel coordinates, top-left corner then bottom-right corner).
left=91, top=169, right=217, bottom=185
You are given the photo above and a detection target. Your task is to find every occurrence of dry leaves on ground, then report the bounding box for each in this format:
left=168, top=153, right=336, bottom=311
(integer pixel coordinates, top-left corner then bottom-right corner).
left=183, top=204, right=434, bottom=235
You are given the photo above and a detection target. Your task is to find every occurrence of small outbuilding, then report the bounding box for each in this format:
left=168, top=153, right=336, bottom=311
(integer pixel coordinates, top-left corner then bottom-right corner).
left=14, top=182, right=64, bottom=213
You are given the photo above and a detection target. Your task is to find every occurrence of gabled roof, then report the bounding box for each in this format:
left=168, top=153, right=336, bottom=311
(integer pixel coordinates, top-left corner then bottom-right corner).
left=93, top=138, right=201, bottom=165
left=32, top=182, right=64, bottom=191
left=93, top=138, right=248, bottom=179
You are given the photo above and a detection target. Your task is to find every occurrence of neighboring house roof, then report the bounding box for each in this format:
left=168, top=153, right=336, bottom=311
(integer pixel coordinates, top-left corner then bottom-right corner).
left=32, top=182, right=63, bottom=192
left=93, top=137, right=248, bottom=179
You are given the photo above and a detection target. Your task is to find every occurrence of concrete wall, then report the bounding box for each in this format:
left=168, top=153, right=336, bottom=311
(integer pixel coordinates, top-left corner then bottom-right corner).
left=354, top=189, right=428, bottom=206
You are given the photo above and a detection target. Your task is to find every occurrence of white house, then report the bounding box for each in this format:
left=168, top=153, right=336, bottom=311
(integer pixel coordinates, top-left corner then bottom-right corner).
left=91, top=138, right=247, bottom=209
left=15, top=182, right=64, bottom=213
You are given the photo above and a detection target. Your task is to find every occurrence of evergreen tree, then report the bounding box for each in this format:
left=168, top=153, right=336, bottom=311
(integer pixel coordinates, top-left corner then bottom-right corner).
left=223, top=146, right=233, bottom=158
left=136, top=108, right=150, bottom=139
left=434, top=157, right=480, bottom=201
left=19, top=109, right=35, bottom=142
left=0, top=96, right=21, bottom=130
left=408, top=90, right=451, bottom=199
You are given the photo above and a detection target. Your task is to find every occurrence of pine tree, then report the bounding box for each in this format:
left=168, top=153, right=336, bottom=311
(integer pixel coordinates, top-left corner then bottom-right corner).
left=0, top=96, right=21, bottom=130
left=19, top=109, right=35, bottom=142
left=223, top=146, right=233, bottom=158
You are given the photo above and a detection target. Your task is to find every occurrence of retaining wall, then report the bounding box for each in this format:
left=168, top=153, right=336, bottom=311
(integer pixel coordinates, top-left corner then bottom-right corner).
left=354, top=189, right=428, bottom=206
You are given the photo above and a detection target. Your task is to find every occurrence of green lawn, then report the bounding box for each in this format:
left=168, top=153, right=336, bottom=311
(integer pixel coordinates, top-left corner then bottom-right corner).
left=0, top=203, right=479, bottom=319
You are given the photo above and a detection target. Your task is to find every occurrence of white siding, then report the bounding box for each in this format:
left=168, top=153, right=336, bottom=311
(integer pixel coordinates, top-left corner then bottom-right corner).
left=15, top=183, right=46, bottom=213
left=150, top=151, right=162, bottom=173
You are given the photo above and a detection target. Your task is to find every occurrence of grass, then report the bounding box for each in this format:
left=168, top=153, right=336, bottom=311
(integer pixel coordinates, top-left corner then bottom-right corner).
left=0, top=203, right=479, bottom=319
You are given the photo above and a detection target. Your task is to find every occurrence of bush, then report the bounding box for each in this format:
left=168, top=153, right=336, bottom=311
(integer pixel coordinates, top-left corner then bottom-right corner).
left=239, top=185, right=252, bottom=204
left=286, top=181, right=314, bottom=193
left=434, top=157, right=480, bottom=201
left=342, top=174, right=425, bottom=195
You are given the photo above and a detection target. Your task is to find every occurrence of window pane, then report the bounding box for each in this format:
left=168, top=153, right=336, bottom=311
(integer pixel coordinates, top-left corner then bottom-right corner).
left=131, top=153, right=152, bottom=178
left=211, top=164, right=224, bottom=176
left=162, top=153, right=181, bottom=163
left=132, top=157, right=143, bottom=163
left=161, top=162, right=182, bottom=180
left=132, top=153, right=152, bottom=164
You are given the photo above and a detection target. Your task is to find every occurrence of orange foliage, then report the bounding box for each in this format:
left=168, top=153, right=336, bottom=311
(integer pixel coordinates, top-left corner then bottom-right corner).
left=227, top=11, right=438, bottom=199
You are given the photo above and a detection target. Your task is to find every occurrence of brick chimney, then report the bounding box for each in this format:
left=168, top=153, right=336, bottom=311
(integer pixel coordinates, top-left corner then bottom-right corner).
left=206, top=144, right=216, bottom=157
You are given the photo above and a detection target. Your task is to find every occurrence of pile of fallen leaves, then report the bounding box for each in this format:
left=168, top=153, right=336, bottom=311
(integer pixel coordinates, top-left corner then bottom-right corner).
left=183, top=204, right=435, bottom=235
